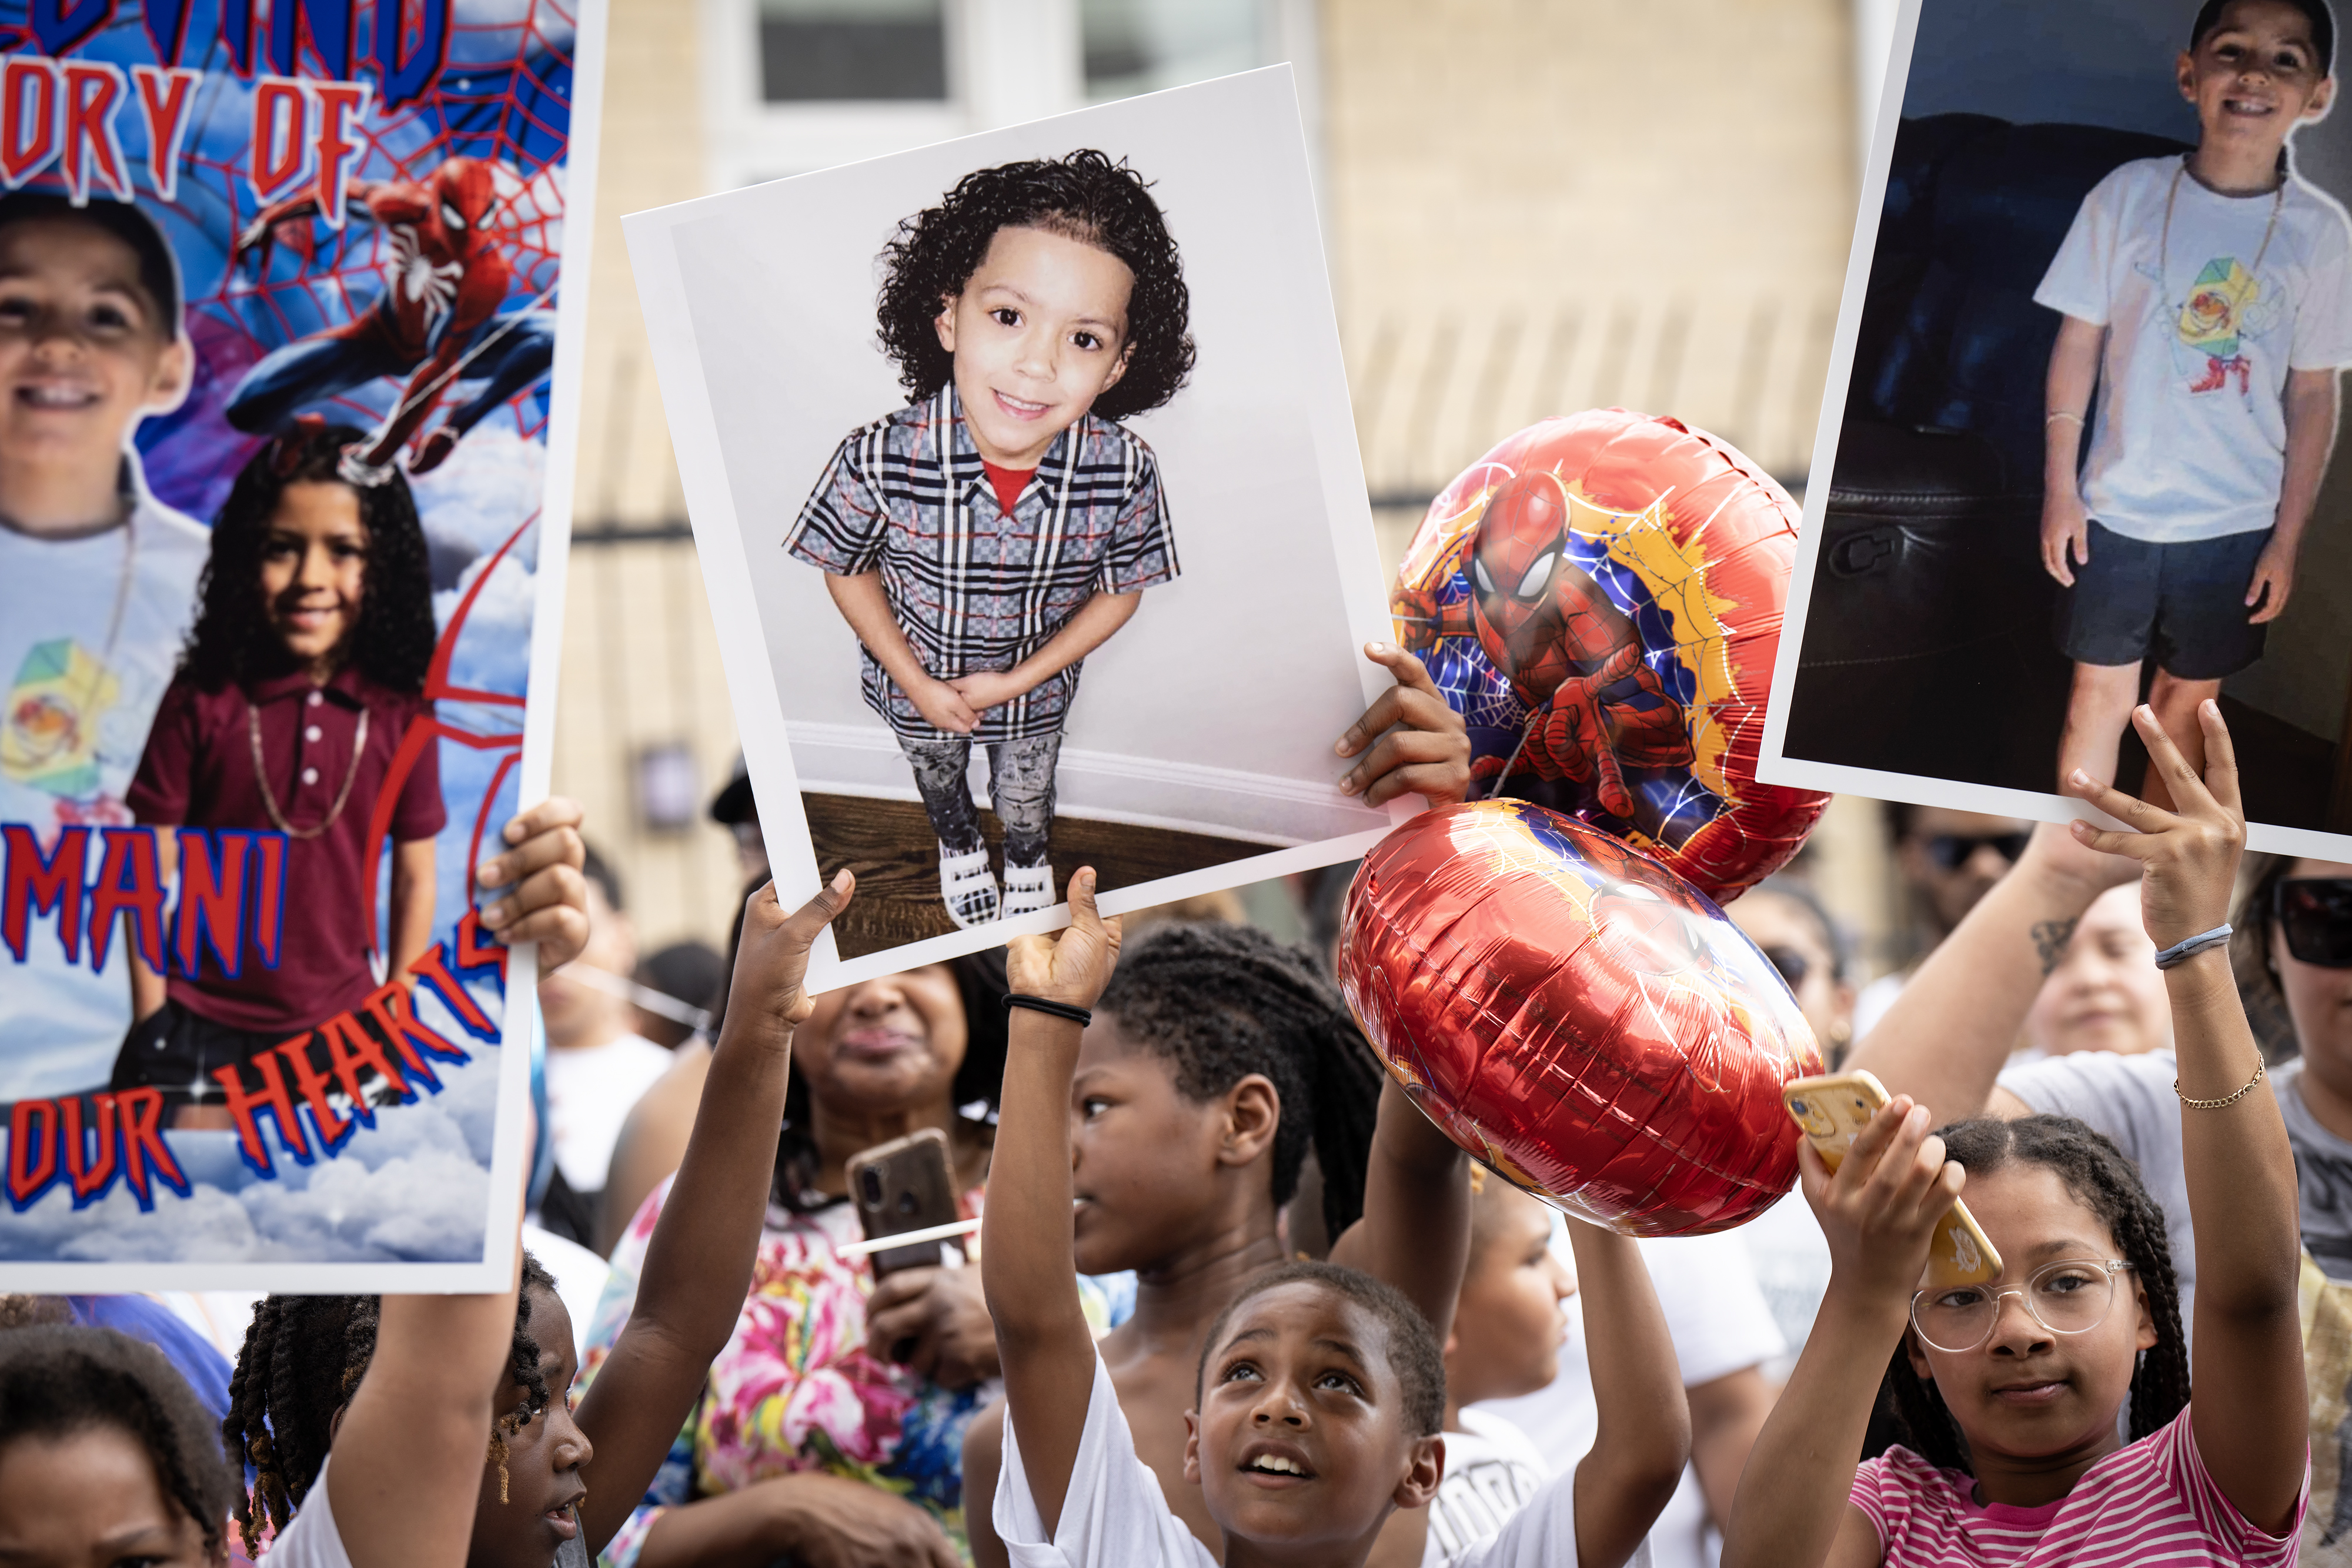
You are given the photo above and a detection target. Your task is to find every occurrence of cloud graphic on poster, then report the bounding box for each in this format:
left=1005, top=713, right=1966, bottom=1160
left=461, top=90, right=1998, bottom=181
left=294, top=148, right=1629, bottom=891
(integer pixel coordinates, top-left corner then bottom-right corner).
left=238, top=1147, right=489, bottom=1261
left=0, top=1182, right=266, bottom=1263
left=434, top=554, right=539, bottom=698
left=0, top=1053, right=505, bottom=1264
left=414, top=426, right=547, bottom=564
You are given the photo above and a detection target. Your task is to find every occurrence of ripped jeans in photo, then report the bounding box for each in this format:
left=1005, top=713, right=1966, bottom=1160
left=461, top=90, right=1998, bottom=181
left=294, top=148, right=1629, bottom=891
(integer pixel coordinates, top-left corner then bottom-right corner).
left=897, top=733, right=1061, bottom=870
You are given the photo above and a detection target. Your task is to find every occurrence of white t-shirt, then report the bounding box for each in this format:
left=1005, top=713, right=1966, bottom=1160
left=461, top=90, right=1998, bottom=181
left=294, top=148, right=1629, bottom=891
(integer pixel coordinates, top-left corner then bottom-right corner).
left=1470, top=1226, right=1785, bottom=1568
left=2035, top=155, right=2352, bottom=543
left=1421, top=1407, right=1552, bottom=1566
left=542, top=1031, right=674, bottom=1192
left=994, top=1350, right=1630, bottom=1568
left=0, top=459, right=208, bottom=1101
left=259, top=1458, right=353, bottom=1568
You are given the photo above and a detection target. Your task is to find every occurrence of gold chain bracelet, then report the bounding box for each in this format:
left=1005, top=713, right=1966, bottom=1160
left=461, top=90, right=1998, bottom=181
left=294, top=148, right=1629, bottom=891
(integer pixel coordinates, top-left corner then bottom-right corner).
left=2175, top=1058, right=2266, bottom=1110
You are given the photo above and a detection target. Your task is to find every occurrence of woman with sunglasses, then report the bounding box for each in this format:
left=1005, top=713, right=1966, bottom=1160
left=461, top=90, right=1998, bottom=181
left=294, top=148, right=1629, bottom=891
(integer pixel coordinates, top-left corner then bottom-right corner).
left=1846, top=703, right=2345, bottom=1556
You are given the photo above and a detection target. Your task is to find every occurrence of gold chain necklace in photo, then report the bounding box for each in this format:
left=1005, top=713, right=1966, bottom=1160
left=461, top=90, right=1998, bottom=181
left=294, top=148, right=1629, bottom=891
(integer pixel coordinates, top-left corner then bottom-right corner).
left=247, top=697, right=369, bottom=840
left=2160, top=158, right=2286, bottom=305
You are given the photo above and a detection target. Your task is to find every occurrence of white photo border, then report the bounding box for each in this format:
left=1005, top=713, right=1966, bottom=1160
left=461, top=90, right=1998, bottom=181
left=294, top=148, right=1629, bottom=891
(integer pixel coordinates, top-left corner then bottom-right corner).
left=1753, top=0, right=2352, bottom=862
left=626, top=66, right=1410, bottom=995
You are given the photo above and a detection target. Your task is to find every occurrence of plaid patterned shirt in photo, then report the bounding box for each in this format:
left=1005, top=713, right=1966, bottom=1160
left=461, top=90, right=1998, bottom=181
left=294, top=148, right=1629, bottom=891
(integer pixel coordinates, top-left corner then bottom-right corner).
left=786, top=385, right=1179, bottom=742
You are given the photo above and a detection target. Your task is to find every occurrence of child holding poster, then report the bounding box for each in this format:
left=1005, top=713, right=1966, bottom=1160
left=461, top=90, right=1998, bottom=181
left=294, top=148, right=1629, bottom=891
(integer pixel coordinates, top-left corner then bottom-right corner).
left=2040, top=0, right=2352, bottom=801
left=112, top=422, right=444, bottom=1126
left=0, top=191, right=209, bottom=1102
left=786, top=150, right=1191, bottom=931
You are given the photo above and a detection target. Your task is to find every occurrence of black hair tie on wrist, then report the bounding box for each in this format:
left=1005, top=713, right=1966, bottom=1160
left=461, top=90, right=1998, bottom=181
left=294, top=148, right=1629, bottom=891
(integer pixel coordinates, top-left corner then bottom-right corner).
left=1004, top=994, right=1094, bottom=1028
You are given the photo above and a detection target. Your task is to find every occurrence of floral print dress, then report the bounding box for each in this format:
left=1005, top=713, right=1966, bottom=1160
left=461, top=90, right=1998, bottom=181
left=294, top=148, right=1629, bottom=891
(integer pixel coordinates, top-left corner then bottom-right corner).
left=577, top=1175, right=992, bottom=1567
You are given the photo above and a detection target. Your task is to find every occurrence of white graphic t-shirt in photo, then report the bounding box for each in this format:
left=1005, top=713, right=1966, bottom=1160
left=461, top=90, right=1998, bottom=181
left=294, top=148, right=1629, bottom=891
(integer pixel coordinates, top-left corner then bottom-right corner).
left=0, top=456, right=209, bottom=1099
left=2036, top=154, right=2352, bottom=543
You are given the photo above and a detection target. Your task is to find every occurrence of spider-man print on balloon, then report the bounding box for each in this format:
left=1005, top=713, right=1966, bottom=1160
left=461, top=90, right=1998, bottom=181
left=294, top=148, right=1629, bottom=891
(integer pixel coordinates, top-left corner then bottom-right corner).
left=225, top=155, right=556, bottom=477
left=1391, top=408, right=1829, bottom=902
left=1398, top=466, right=1699, bottom=838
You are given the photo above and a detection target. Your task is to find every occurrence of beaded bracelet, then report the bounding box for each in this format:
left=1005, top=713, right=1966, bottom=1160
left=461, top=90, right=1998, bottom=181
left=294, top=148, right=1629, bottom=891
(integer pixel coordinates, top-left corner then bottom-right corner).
left=2153, top=923, right=2231, bottom=969
left=1005, top=994, right=1093, bottom=1027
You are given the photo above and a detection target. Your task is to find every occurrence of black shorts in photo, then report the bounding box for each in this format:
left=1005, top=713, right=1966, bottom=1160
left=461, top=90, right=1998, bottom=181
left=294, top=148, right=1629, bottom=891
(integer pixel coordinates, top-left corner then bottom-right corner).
left=2063, top=520, right=2270, bottom=681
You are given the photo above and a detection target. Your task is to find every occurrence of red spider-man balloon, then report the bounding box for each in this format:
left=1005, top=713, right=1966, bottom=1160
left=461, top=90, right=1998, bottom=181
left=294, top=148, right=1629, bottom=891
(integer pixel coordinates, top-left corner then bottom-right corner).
left=1393, top=409, right=1827, bottom=902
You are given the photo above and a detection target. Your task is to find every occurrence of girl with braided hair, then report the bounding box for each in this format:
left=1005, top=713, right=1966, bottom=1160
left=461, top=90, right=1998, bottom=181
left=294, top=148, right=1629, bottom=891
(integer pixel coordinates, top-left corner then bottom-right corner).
left=963, top=917, right=1484, bottom=1566
left=220, top=872, right=857, bottom=1568
left=0, top=1325, right=240, bottom=1568
left=1723, top=702, right=2307, bottom=1568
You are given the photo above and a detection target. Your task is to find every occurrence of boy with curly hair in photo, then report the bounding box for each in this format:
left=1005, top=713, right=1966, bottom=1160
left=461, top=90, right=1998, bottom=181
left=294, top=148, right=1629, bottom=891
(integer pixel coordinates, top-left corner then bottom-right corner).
left=786, top=149, right=1191, bottom=930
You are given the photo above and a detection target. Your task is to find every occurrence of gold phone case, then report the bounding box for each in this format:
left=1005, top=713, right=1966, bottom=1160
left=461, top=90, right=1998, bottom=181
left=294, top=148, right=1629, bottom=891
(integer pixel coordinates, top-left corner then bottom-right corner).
left=1782, top=1069, right=2002, bottom=1287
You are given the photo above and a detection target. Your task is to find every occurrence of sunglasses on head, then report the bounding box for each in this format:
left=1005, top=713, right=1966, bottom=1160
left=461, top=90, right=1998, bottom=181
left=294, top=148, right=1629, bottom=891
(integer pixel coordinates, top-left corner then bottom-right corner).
left=2277, top=879, right=2352, bottom=968
left=1924, top=833, right=2030, bottom=871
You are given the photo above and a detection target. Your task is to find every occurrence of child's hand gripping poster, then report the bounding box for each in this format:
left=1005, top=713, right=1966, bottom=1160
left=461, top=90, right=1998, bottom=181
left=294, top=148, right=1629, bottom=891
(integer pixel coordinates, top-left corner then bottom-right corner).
left=629, top=68, right=1410, bottom=990
left=0, top=0, right=603, bottom=1286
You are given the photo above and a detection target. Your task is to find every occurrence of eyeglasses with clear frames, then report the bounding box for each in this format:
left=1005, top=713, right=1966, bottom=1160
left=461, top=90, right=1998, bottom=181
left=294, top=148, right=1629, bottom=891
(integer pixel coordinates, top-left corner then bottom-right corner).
left=1909, top=1259, right=2136, bottom=1353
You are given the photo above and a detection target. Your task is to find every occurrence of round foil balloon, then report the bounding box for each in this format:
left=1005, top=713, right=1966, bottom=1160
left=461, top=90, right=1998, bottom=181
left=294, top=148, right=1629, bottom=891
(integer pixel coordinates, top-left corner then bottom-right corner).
left=1339, top=798, right=1822, bottom=1235
left=1392, top=407, right=1829, bottom=902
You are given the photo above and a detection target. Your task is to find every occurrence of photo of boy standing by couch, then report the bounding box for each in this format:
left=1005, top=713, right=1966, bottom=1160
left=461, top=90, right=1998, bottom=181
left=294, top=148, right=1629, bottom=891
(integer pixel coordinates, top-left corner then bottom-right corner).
left=2041, top=0, right=2352, bottom=803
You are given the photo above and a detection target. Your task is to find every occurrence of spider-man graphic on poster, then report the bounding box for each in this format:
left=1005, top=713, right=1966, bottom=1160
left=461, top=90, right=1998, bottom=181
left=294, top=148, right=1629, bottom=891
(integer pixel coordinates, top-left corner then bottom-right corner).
left=226, top=155, right=555, bottom=476
left=0, top=0, right=599, bottom=1284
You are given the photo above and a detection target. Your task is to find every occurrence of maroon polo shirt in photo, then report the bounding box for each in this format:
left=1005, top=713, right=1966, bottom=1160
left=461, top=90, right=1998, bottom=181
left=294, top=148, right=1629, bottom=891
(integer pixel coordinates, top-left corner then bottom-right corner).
left=128, top=666, right=445, bottom=1034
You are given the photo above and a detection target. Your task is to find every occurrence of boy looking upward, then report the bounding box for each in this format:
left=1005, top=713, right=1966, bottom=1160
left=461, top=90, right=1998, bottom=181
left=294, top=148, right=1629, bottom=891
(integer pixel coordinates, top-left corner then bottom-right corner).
left=2040, top=0, right=2352, bottom=804
left=0, top=192, right=205, bottom=1096
left=787, top=151, right=1189, bottom=931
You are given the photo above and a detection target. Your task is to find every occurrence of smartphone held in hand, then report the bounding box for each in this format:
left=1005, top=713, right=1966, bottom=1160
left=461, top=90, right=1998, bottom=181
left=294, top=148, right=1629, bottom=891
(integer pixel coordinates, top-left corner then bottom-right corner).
left=848, top=1128, right=969, bottom=1281
left=1782, top=1069, right=2002, bottom=1286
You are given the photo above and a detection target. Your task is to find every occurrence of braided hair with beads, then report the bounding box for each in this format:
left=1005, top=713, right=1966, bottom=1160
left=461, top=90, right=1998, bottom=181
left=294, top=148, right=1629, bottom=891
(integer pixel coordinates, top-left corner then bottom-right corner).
left=1096, top=921, right=1387, bottom=1240
left=1880, top=1115, right=2190, bottom=1472
left=221, top=1253, right=560, bottom=1553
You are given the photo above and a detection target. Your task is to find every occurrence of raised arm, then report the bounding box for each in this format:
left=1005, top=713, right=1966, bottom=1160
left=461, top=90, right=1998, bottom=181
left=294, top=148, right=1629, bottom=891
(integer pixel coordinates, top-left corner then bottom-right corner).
left=571, top=873, right=852, bottom=1555
left=1327, top=1079, right=1471, bottom=1343
left=984, top=869, right=1124, bottom=1536
left=1845, top=821, right=2134, bottom=1120
left=1569, top=1219, right=1690, bottom=1568
left=1332, top=643, right=1473, bottom=808
left=1723, top=1100, right=1963, bottom=1568
left=2064, top=704, right=2304, bottom=1534
left=326, top=1271, right=524, bottom=1568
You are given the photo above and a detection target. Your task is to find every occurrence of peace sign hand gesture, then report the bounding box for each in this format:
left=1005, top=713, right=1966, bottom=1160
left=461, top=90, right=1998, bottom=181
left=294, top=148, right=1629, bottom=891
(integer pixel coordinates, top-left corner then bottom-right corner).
left=2063, top=700, right=2244, bottom=950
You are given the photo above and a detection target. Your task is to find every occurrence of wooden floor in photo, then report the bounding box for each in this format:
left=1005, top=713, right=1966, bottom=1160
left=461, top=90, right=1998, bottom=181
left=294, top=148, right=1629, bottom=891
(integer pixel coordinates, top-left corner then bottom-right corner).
left=802, top=793, right=1268, bottom=959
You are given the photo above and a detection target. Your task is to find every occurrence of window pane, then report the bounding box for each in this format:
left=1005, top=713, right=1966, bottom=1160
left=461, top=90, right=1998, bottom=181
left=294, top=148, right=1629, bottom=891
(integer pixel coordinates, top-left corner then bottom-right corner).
left=1081, top=0, right=1262, bottom=102
left=760, top=0, right=947, bottom=102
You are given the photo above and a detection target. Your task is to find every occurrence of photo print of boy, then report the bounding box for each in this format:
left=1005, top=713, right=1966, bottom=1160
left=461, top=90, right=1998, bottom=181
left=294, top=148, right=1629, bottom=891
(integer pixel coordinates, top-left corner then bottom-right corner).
left=787, top=152, right=1188, bottom=930
left=2042, top=0, right=2352, bottom=802
left=1765, top=0, right=2352, bottom=848
left=0, top=192, right=206, bottom=1096
left=633, top=68, right=1429, bottom=985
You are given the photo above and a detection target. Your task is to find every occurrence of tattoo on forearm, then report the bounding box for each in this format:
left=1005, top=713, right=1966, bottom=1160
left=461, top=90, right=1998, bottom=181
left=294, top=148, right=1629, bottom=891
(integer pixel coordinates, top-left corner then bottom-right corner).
left=2031, top=917, right=2080, bottom=977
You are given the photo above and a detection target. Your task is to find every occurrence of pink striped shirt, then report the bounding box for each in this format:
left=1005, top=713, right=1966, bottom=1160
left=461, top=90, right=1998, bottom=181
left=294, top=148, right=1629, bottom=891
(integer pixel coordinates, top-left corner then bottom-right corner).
left=1849, top=1408, right=2304, bottom=1567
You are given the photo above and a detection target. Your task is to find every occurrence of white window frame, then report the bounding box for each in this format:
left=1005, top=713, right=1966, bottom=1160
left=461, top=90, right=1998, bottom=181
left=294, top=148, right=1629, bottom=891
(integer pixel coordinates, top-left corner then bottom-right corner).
left=699, top=0, right=1319, bottom=193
